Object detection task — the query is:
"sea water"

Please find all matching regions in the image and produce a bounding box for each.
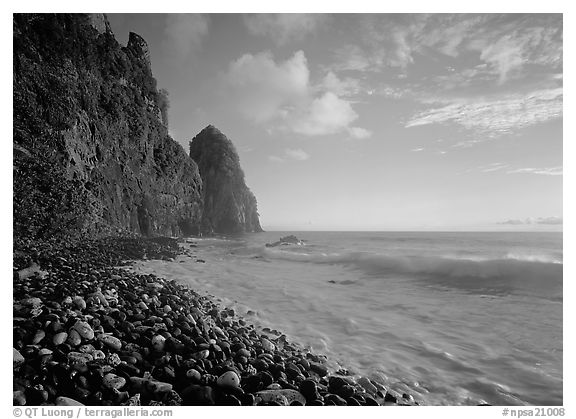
[131,231,562,406]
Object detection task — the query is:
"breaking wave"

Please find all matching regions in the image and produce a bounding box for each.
[261,247,562,297]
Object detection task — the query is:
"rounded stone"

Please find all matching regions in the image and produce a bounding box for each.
[66,329,82,346]
[299,379,320,402]
[103,373,126,390]
[32,330,46,345]
[53,332,68,346]
[216,371,241,388]
[186,369,201,381]
[73,321,94,340]
[151,335,166,351]
[13,348,25,369]
[261,338,275,352]
[106,352,121,367]
[98,334,122,350]
[72,296,87,310]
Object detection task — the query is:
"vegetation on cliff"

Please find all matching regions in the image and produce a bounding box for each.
[13,14,203,240]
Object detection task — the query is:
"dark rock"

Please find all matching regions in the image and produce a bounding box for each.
[189,125,263,234]
[384,392,398,403]
[181,384,215,406]
[364,396,380,406]
[299,379,320,402]
[310,362,328,377]
[324,394,347,406]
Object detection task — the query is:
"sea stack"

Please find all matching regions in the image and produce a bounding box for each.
[190,125,263,234]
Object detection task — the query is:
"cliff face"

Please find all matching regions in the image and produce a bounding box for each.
[13,14,203,239]
[190,126,263,234]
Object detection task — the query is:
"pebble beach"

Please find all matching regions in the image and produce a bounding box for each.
[12,236,417,407]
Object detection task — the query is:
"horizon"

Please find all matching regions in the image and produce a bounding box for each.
[259,227,563,233]
[107,13,563,231]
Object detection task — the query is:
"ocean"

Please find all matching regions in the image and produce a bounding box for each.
[130,231,562,406]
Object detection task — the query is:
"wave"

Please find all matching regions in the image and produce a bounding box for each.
[504,252,562,264]
[260,248,562,297]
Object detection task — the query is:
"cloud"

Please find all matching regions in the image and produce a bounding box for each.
[476,162,510,173]
[164,14,210,59]
[320,72,361,97]
[536,216,563,225]
[470,163,562,175]
[507,166,563,176]
[411,147,425,152]
[268,149,311,163]
[292,92,358,136]
[243,14,326,45]
[285,148,310,161]
[499,216,563,225]
[406,88,562,137]
[226,50,310,123]
[332,14,562,86]
[348,127,372,140]
[268,155,284,163]
[226,50,369,137]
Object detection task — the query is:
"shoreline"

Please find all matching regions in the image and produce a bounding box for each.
[13,236,417,406]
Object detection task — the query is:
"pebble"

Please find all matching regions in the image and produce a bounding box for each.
[357,376,378,394]
[151,335,166,351]
[299,379,320,402]
[73,296,87,310]
[310,362,328,377]
[217,371,241,388]
[103,373,126,390]
[261,338,275,352]
[73,321,95,340]
[186,369,202,381]
[254,391,290,406]
[13,390,26,405]
[53,332,68,346]
[256,389,306,405]
[12,236,412,407]
[38,348,53,357]
[55,397,85,406]
[32,329,46,344]
[98,334,122,350]
[13,348,25,369]
[66,329,82,346]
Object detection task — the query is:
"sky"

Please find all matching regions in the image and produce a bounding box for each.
[107,13,563,231]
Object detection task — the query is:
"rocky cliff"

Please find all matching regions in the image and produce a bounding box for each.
[13,14,225,240]
[190,126,263,234]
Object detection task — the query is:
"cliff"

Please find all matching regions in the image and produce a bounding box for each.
[190,126,263,234]
[13,13,206,239]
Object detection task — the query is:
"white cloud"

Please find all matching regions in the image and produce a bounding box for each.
[332,14,562,88]
[499,216,562,225]
[268,155,284,163]
[285,148,310,161]
[243,14,326,45]
[226,50,309,123]
[477,162,510,173]
[406,88,563,137]
[320,72,361,97]
[164,14,210,59]
[507,166,563,176]
[292,92,358,136]
[348,127,372,140]
[226,51,369,137]
[536,216,563,225]
[411,147,425,152]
